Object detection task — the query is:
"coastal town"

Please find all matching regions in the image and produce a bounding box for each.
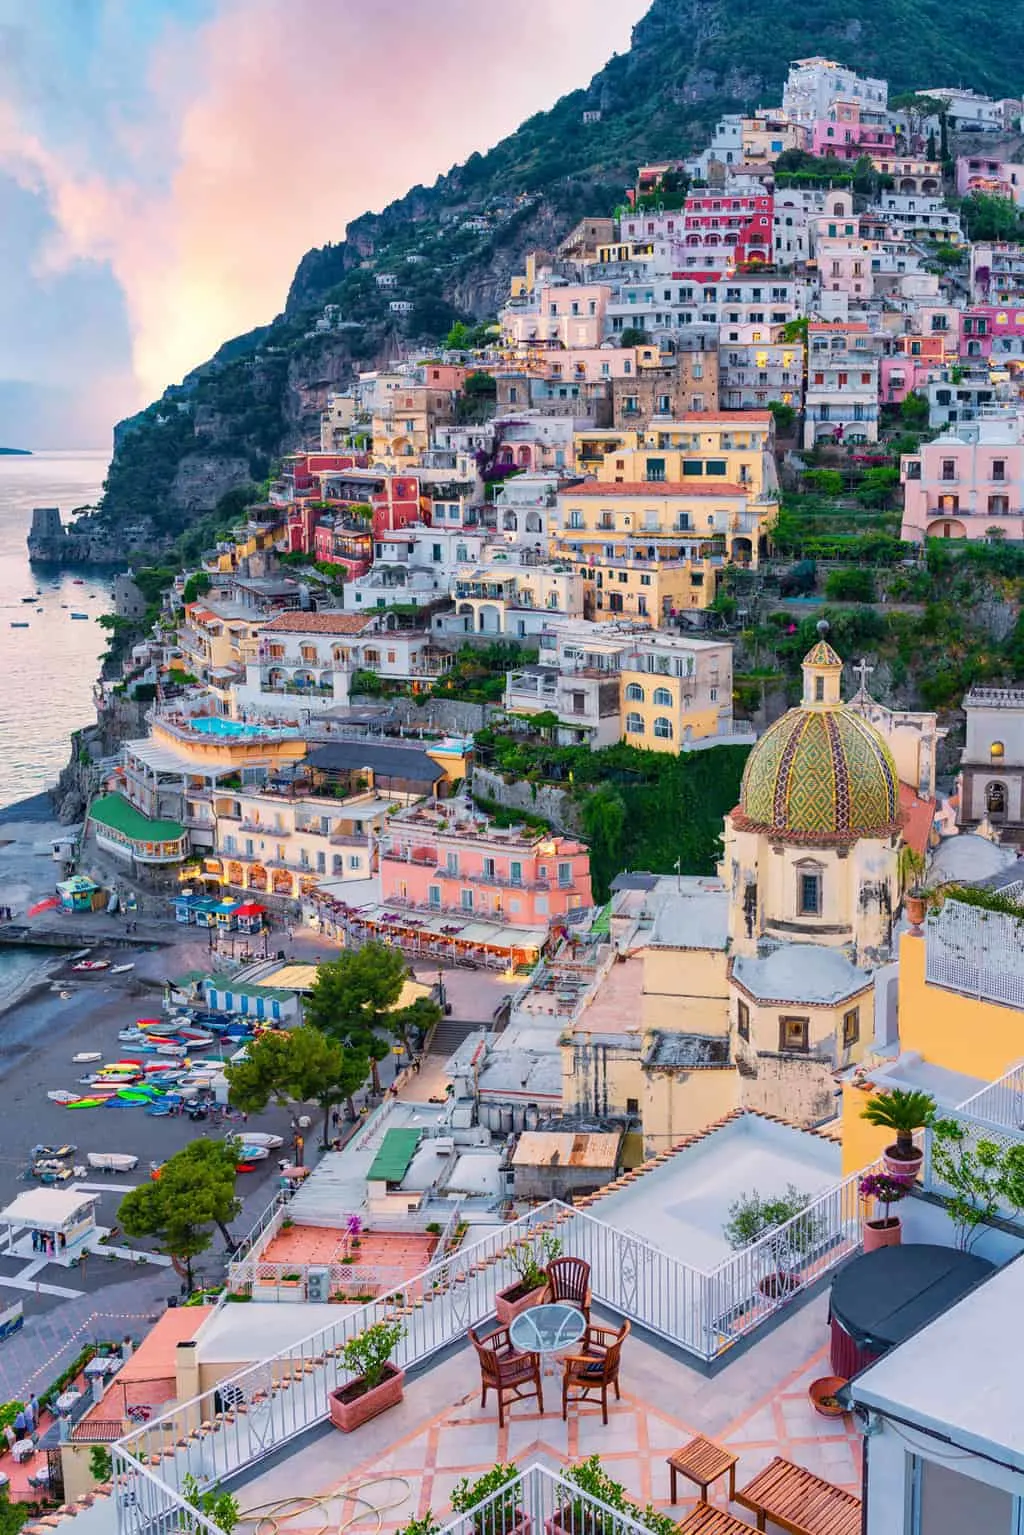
[3,54,1024,1535]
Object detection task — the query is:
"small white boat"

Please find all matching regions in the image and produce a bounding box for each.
[72,1052,102,1064]
[238,1132,284,1150]
[110,963,135,975]
[156,1043,189,1057]
[68,950,92,962]
[237,1145,269,1164]
[48,1091,81,1104]
[86,1151,139,1172]
[73,960,109,972]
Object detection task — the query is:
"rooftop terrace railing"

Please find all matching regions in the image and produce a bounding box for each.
[113,1167,873,1531]
[957,1062,1024,1132]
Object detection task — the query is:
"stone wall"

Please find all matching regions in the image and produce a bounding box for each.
[470,765,579,832]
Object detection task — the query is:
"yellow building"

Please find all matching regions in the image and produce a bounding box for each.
[591,411,779,505]
[620,631,732,747]
[177,602,268,688]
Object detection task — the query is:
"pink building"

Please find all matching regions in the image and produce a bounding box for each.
[502,284,612,350]
[956,155,1024,208]
[682,190,773,265]
[880,334,947,404]
[960,306,1024,369]
[379,807,593,926]
[901,412,1024,543]
[811,101,895,161]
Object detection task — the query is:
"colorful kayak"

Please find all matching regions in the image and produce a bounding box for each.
[66,1098,104,1108]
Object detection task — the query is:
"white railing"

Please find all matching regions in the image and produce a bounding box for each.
[922,1104,1024,1203]
[112,1443,222,1535]
[247,1260,414,1297]
[923,898,1024,1010]
[112,1161,876,1531]
[227,1191,288,1275]
[957,1062,1024,1132]
[434,1463,659,1535]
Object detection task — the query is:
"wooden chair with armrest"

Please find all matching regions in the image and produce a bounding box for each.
[561,1319,630,1425]
[468,1324,543,1429]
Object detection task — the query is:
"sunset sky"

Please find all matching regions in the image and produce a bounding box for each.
[0,0,648,448]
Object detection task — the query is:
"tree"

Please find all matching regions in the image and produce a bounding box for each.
[768,400,796,433]
[228,1026,369,1141]
[304,943,412,1092]
[182,572,211,605]
[900,392,929,429]
[961,192,1024,244]
[619,327,650,348]
[119,1139,241,1290]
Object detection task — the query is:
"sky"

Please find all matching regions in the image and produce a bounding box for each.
[0,0,649,449]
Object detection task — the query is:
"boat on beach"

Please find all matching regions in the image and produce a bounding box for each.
[86,1151,138,1171]
[72,1052,102,1063]
[110,963,135,975]
[72,959,109,972]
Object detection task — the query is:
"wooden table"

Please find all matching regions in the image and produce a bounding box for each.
[667,1435,738,1505]
[733,1455,861,1535]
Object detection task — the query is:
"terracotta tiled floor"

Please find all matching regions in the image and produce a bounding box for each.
[260,1227,437,1278]
[235,1295,861,1533]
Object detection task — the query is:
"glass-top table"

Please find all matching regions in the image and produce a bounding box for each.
[509,1302,587,1358]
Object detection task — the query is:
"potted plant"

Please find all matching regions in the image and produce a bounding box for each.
[452,1464,530,1535]
[723,1186,812,1302]
[861,1088,935,1178]
[858,1170,914,1252]
[898,847,928,927]
[547,1456,675,1535]
[808,1376,848,1419]
[495,1232,562,1325]
[328,1320,405,1432]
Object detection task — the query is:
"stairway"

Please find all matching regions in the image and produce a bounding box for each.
[426,1017,487,1061]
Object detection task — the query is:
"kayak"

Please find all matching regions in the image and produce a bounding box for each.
[47,1091,81,1104]
[66,1098,105,1109]
[110,964,135,974]
[72,1053,102,1064]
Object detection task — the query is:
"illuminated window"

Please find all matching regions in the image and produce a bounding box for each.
[779,1016,809,1052]
[843,1008,860,1047]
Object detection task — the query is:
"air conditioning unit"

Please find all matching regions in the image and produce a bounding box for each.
[306,1266,330,1303]
[433,1137,455,1155]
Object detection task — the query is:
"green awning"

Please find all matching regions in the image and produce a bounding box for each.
[591,901,613,937]
[89,793,184,844]
[367,1128,422,1184]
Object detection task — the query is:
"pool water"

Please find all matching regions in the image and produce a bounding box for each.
[190,717,294,739]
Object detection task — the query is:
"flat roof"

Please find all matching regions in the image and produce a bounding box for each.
[196,1303,356,1364]
[852,1254,1017,1466]
[89,793,184,843]
[1,1189,98,1227]
[306,741,445,781]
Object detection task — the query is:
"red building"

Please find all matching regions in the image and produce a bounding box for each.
[683,190,773,265]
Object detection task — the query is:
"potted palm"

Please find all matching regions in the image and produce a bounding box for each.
[860,1088,934,1179]
[495,1232,561,1325]
[328,1320,405,1432]
[898,847,928,928]
[452,1464,530,1535]
[858,1170,914,1251]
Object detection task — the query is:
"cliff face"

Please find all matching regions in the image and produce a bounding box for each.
[94,0,1024,545]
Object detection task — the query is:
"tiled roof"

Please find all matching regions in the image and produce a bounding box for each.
[564,482,748,497]
[261,612,377,634]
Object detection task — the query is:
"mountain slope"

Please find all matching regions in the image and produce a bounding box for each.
[96,0,1024,545]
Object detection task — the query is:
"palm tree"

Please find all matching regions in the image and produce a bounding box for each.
[861,1088,935,1158]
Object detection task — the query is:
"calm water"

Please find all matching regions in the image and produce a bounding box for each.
[0,451,111,809]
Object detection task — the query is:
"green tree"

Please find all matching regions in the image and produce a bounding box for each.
[619,327,650,348]
[182,572,212,605]
[961,192,1024,244]
[803,469,843,495]
[304,943,411,1092]
[228,1026,369,1141]
[900,392,929,429]
[579,785,626,901]
[825,568,877,602]
[119,1139,241,1290]
[768,400,796,433]
[0,1491,26,1535]
[89,1447,113,1483]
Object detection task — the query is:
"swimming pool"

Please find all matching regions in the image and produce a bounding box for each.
[189,716,296,739]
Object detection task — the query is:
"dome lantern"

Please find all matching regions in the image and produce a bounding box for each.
[801,619,843,707]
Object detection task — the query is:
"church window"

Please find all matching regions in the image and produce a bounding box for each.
[625,712,644,735]
[799,872,822,915]
[990,741,1005,759]
[814,676,825,701]
[737,1000,750,1041]
[625,683,645,702]
[843,1007,860,1047]
[779,1015,809,1052]
[986,781,1007,816]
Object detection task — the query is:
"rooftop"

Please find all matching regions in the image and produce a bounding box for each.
[88,793,184,844]
[261,612,379,635]
[732,944,874,1006]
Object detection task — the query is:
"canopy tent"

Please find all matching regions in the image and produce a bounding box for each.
[0,1188,98,1265]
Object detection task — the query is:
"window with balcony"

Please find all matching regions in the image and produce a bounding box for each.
[558,861,573,887]
[446,851,459,874]
[510,861,523,886]
[461,889,474,911]
[482,856,495,879]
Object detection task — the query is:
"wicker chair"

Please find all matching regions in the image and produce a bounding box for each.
[545,1256,592,1320]
[561,1320,630,1424]
[468,1324,543,1428]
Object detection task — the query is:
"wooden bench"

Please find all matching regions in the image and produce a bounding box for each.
[733,1455,861,1535]
[676,1507,752,1535]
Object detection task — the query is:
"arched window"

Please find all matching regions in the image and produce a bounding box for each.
[625,712,644,734]
[986,782,1007,816]
[653,717,673,739]
[625,683,645,702]
[653,687,673,706]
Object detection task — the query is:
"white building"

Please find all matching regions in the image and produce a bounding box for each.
[958,686,1024,830]
[684,114,744,179]
[342,523,488,613]
[922,86,1004,132]
[782,57,888,124]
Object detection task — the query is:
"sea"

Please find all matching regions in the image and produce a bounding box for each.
[0,450,111,811]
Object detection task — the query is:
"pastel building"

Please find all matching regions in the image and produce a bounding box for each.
[956,154,1024,207]
[451,556,585,636]
[501,282,612,350]
[379,806,592,923]
[971,242,1024,306]
[869,155,942,194]
[804,322,880,447]
[879,334,946,406]
[810,101,894,161]
[782,58,888,125]
[216,786,397,901]
[718,325,804,411]
[680,188,773,266]
[900,412,1024,542]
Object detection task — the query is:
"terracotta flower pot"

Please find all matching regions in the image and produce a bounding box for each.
[328,1364,404,1432]
[809,1375,848,1418]
[905,894,926,928]
[495,1280,547,1326]
[863,1216,902,1253]
[883,1145,923,1180]
[758,1271,802,1302]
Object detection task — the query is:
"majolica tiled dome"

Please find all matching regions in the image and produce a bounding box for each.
[737,634,901,844]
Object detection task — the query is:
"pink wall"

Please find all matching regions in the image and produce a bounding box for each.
[380,828,593,921]
[901,437,1024,542]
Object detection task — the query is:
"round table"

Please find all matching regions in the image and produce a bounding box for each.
[509,1302,586,1374]
[829,1244,994,1377]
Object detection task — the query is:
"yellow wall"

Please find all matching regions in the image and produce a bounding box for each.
[642,1065,737,1153]
[840,1079,894,1174]
[897,930,1024,1082]
[642,948,730,1033]
[592,429,774,499]
[621,668,721,750]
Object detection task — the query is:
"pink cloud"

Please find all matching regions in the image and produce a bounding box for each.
[0,0,647,411]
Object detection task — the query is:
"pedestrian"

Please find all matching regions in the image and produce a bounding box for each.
[12,1408,26,1440]
[26,1395,38,1431]
[331,1108,341,1131]
[3,1423,15,1452]
[242,1112,248,1124]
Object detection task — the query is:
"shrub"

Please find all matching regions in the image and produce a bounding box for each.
[723,1187,810,1250]
[341,1320,405,1389]
[452,1465,523,1535]
[825,568,876,602]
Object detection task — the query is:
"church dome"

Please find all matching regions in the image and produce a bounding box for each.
[736,628,901,844]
